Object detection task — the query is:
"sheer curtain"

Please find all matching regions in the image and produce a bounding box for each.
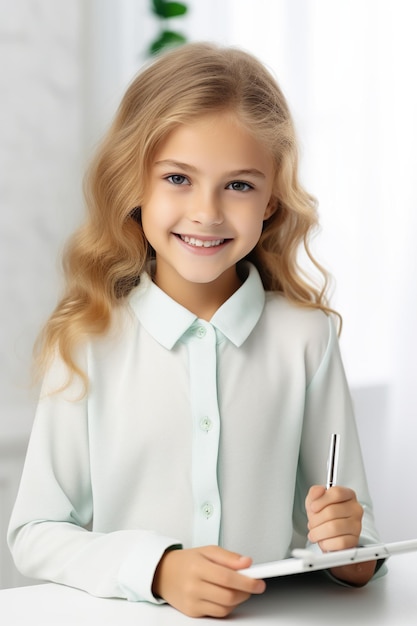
[85,0,417,540]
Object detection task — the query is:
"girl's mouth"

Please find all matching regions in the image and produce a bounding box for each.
[176,234,226,248]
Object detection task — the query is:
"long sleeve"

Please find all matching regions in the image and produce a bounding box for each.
[292,316,382,549]
[7,356,181,602]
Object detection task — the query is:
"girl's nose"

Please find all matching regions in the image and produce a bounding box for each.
[188,191,224,226]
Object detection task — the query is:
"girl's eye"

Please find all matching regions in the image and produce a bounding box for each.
[166,174,189,185]
[227,181,253,192]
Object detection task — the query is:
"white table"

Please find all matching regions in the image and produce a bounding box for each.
[1,552,416,625]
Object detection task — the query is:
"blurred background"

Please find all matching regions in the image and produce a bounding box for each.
[1,0,416,588]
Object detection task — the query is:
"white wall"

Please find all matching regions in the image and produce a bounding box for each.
[0,0,84,587]
[0,0,84,440]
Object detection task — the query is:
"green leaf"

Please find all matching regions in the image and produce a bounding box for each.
[152,0,188,19]
[151,0,165,16]
[149,30,187,55]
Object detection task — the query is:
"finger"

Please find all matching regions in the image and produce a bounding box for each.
[318,534,360,552]
[202,559,266,595]
[201,545,252,571]
[308,517,362,546]
[305,485,326,509]
[309,516,362,541]
[198,577,264,616]
[308,487,357,514]
[308,500,363,530]
[325,486,357,504]
[203,581,253,608]
[196,595,250,619]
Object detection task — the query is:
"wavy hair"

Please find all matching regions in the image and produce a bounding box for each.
[35,42,339,386]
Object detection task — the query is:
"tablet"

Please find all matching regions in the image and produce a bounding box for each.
[239,538,417,579]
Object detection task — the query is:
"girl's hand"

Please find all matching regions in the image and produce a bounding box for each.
[306,484,363,551]
[152,545,266,618]
[305,485,376,586]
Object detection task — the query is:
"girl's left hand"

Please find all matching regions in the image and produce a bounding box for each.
[305,484,363,551]
[305,485,376,586]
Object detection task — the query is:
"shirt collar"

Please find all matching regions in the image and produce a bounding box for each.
[128,262,265,350]
[210,263,265,347]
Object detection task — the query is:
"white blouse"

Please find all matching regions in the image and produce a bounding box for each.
[8,264,382,603]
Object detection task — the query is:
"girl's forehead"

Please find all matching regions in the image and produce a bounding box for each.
[154,112,274,171]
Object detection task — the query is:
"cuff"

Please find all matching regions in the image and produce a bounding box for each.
[118,533,182,603]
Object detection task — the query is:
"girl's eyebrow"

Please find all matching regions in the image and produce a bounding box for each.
[154,159,266,179]
[228,168,266,179]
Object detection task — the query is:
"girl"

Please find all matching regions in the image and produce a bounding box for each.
[8,43,383,618]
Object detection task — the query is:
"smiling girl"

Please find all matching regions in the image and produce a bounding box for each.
[143,111,275,319]
[8,43,382,618]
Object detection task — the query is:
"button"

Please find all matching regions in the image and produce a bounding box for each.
[199,417,212,432]
[195,326,206,338]
[202,502,214,519]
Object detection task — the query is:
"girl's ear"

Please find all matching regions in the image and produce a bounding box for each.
[263,197,277,220]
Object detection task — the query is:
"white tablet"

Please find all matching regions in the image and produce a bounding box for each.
[239,538,417,579]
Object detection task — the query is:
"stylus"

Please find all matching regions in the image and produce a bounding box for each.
[326,433,340,489]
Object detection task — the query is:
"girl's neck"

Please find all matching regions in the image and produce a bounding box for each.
[153,264,242,321]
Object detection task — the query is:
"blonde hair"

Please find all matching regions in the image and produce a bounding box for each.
[35,42,339,385]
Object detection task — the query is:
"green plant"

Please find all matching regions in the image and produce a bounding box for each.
[149,0,188,56]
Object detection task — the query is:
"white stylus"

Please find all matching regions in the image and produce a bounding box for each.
[326,433,340,489]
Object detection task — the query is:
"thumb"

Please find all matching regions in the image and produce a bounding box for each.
[203,546,252,570]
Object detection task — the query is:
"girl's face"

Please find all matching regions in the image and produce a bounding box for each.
[141,111,275,309]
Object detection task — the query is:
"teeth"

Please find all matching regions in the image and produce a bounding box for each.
[180,235,224,247]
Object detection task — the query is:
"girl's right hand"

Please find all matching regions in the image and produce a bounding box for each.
[151,545,266,618]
